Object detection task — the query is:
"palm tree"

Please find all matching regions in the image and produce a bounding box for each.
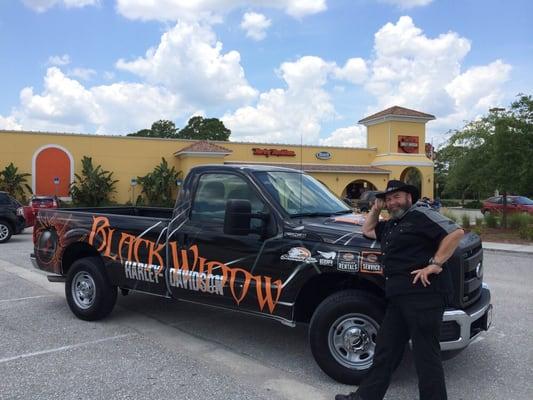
[0,163,32,202]
[69,156,118,206]
[137,158,181,207]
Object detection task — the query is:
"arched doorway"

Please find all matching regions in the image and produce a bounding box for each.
[32,145,73,198]
[343,180,377,200]
[400,167,422,196]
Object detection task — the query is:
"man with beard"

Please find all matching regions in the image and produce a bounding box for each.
[335,180,464,400]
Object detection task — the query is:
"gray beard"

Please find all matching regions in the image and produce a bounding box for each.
[389,206,409,220]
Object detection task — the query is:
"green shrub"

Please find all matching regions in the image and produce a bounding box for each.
[441,200,461,207]
[475,217,484,226]
[461,214,471,229]
[484,213,499,228]
[518,226,533,241]
[508,213,532,230]
[442,210,458,223]
[471,226,483,236]
[464,200,482,209]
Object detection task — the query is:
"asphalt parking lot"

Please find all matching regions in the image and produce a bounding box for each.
[1,230,532,400]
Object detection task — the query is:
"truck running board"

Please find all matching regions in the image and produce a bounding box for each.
[47,275,66,283]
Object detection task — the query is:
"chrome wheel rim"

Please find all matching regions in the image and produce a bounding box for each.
[328,313,379,370]
[0,224,9,241]
[72,271,96,310]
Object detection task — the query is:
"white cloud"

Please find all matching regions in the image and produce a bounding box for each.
[10,67,188,134]
[334,58,368,84]
[223,56,336,144]
[378,0,433,9]
[361,16,512,146]
[68,67,97,81]
[116,0,326,21]
[22,0,99,12]
[0,115,23,130]
[445,60,511,111]
[116,21,258,107]
[240,12,271,41]
[319,126,367,147]
[47,54,71,66]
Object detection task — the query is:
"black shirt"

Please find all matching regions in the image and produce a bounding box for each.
[375,205,461,297]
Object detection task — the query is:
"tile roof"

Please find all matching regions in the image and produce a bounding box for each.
[225,162,390,174]
[175,140,232,155]
[358,106,435,124]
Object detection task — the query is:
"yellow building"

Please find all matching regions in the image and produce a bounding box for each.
[0,106,436,204]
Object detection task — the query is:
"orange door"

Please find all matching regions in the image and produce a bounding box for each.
[35,148,70,196]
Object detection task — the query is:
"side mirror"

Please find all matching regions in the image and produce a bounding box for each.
[224,199,252,235]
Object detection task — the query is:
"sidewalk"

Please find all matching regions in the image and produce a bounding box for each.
[482,241,533,255]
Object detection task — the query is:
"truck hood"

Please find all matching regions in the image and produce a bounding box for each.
[283,213,379,248]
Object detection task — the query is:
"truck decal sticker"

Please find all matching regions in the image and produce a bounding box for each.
[317,251,336,266]
[124,261,163,283]
[280,247,317,263]
[337,251,360,272]
[360,251,383,275]
[88,216,283,314]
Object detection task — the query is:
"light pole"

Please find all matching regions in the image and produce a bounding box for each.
[53,177,60,198]
[130,178,137,205]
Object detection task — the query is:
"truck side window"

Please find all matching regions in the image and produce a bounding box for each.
[191,173,266,228]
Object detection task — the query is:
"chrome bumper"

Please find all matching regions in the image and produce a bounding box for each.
[30,253,39,270]
[440,283,492,351]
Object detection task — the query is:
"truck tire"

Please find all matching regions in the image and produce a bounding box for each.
[0,220,13,243]
[65,257,117,321]
[309,290,387,384]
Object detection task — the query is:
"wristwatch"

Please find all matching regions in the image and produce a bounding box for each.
[428,257,443,267]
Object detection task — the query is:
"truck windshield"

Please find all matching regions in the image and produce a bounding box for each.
[255,171,352,217]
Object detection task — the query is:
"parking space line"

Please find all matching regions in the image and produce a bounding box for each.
[0,333,134,364]
[0,295,55,304]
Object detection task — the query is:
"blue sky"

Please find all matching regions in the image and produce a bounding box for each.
[0,0,531,147]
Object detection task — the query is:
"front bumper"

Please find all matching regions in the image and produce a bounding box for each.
[30,253,39,270]
[440,283,492,351]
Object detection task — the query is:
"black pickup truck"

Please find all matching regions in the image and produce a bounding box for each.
[31,165,492,384]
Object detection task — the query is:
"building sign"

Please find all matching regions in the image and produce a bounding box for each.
[252,148,296,157]
[398,136,419,153]
[315,151,332,160]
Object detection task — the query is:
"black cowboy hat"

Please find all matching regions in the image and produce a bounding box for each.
[375,180,420,203]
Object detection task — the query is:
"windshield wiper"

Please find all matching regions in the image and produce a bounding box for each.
[291,210,352,218]
[332,210,353,215]
[290,212,335,218]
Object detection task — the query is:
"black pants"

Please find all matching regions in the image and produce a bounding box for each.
[356,294,447,400]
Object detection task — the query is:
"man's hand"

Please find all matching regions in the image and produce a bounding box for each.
[411,265,443,287]
[373,198,385,212]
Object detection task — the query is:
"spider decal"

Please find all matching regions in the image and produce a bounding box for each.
[34,213,74,274]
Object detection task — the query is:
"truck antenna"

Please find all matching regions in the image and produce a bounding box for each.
[299,130,303,224]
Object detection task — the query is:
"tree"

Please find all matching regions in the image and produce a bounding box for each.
[436,94,533,226]
[128,120,178,138]
[176,116,231,141]
[0,163,32,202]
[137,158,181,207]
[70,156,118,206]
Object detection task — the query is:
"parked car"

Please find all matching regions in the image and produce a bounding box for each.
[0,191,26,243]
[481,195,533,215]
[29,195,60,217]
[357,190,379,212]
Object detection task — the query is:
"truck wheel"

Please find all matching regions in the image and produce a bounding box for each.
[0,221,13,243]
[65,257,117,321]
[309,290,386,384]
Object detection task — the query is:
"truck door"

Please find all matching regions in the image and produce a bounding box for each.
[166,172,288,316]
